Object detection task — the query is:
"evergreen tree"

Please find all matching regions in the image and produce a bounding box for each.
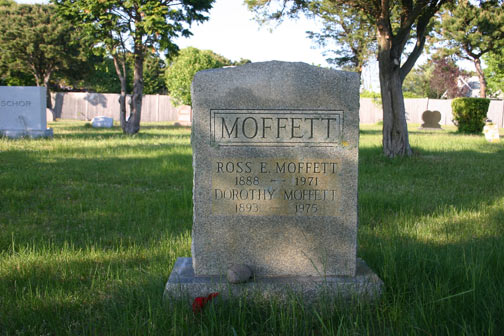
[305,1,376,74]
[438,0,504,98]
[0,3,87,110]
[483,49,504,97]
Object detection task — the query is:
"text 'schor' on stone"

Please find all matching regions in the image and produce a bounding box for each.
[0,100,32,108]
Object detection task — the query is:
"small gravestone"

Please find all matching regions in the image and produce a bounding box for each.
[174,105,192,126]
[164,61,383,303]
[91,116,113,128]
[0,86,53,138]
[483,120,500,143]
[420,110,442,129]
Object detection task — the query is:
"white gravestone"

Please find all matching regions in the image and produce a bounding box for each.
[483,121,500,143]
[91,116,114,128]
[0,86,53,138]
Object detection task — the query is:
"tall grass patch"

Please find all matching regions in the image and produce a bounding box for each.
[0,121,503,335]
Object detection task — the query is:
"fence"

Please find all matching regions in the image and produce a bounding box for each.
[49,92,181,122]
[360,98,504,128]
[49,92,504,128]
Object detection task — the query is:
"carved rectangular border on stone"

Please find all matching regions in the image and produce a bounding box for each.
[210,109,344,147]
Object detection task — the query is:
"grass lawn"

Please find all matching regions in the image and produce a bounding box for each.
[1,121,503,335]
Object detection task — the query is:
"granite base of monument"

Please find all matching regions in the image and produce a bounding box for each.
[164,257,383,303]
[0,128,53,138]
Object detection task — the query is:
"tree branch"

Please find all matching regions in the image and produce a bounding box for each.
[400,34,425,80]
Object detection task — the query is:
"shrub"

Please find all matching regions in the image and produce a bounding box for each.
[451,97,490,134]
[403,91,424,98]
[360,90,382,107]
[165,47,230,106]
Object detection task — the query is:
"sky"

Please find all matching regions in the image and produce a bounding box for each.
[15,0,475,91]
[17,0,331,67]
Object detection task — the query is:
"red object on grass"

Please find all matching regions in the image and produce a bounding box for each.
[192,293,219,313]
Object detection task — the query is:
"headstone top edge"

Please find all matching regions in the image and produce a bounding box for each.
[193,60,359,80]
[0,85,45,89]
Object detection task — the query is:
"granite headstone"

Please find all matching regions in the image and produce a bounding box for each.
[165,61,382,302]
[421,110,442,129]
[0,86,53,138]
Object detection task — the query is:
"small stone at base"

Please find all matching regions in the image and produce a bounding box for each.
[227,264,252,284]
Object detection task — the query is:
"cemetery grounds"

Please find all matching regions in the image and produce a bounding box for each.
[0,121,503,335]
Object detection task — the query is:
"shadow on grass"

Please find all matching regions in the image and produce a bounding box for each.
[0,147,193,251]
[52,129,191,141]
[359,128,382,135]
[2,229,503,334]
[356,143,504,332]
[0,251,180,334]
[140,124,191,130]
[1,127,504,334]
[359,145,504,215]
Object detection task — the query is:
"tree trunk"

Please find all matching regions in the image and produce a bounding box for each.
[43,73,53,111]
[112,55,128,130]
[41,71,55,122]
[124,48,143,135]
[474,58,487,98]
[377,28,413,158]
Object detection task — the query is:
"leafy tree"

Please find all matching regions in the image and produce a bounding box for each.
[85,56,129,93]
[437,0,504,98]
[429,56,466,98]
[0,0,14,7]
[66,54,131,93]
[53,0,215,134]
[305,1,376,74]
[143,52,167,95]
[0,3,87,110]
[165,47,231,105]
[0,67,35,87]
[483,49,504,97]
[70,52,165,94]
[403,64,433,98]
[246,0,451,158]
[403,57,467,98]
[233,58,253,66]
[60,52,165,94]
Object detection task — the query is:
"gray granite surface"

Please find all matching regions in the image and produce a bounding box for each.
[165,257,383,303]
[190,61,360,278]
[0,86,53,138]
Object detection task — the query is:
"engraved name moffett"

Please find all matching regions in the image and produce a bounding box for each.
[210,109,343,147]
